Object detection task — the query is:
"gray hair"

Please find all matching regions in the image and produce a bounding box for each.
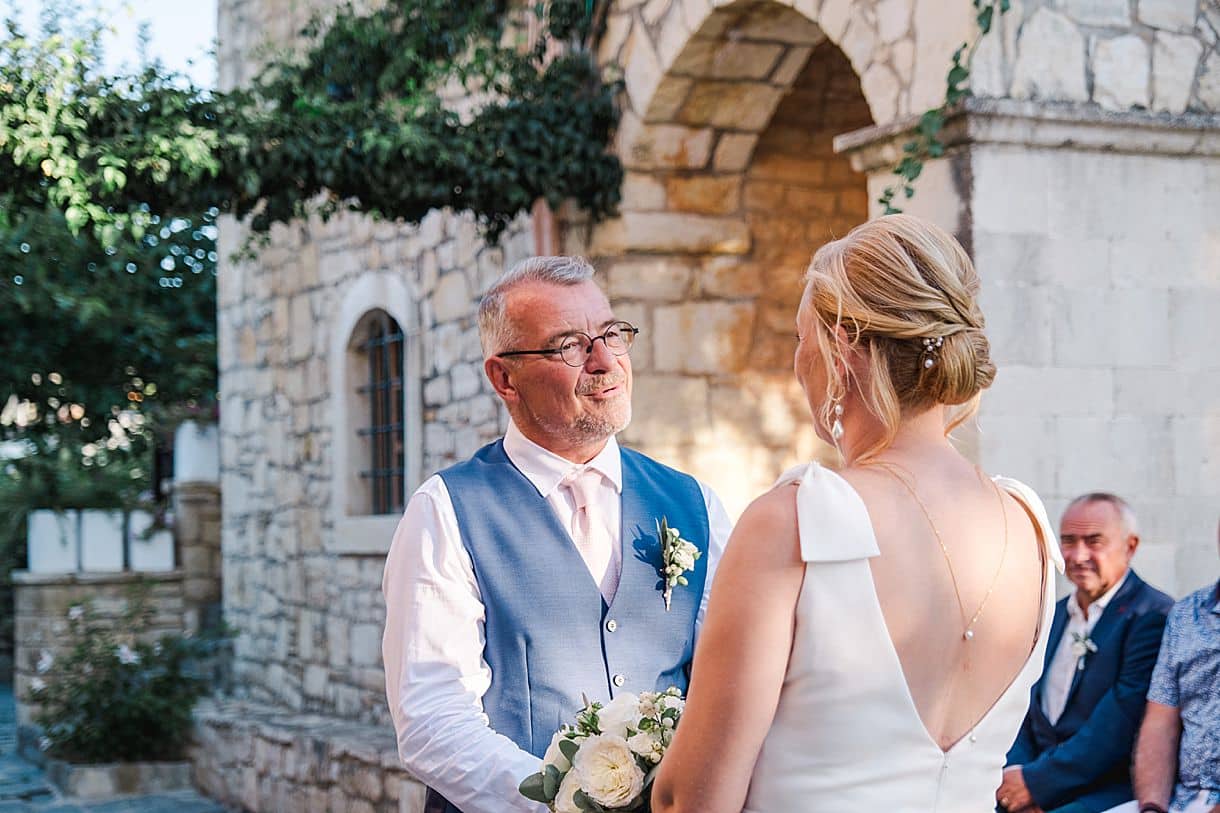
[478,256,596,358]
[1065,492,1139,537]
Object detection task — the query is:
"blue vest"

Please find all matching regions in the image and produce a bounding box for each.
[439,439,710,759]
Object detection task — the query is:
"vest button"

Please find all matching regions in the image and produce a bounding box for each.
[612,674,626,687]
[606,619,618,632]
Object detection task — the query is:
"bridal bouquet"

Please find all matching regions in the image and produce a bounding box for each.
[519,687,686,812]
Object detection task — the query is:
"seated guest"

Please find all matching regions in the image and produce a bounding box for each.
[998,493,1173,813]
[1131,522,1219,813]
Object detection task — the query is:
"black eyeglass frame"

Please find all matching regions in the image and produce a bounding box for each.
[497,321,640,368]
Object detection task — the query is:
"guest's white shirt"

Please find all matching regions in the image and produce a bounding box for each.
[381,422,732,813]
[1041,569,1131,724]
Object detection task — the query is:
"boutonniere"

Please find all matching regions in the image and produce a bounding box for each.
[657,517,700,611]
[1070,632,1098,670]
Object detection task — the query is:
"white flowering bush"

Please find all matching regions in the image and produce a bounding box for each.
[27,587,226,762]
[519,687,686,812]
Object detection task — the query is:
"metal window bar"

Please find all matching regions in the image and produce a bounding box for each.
[358,313,405,514]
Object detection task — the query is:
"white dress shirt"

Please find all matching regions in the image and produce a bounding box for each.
[382,422,733,813]
[1041,569,1131,724]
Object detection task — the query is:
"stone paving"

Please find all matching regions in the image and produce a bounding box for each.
[0,685,231,813]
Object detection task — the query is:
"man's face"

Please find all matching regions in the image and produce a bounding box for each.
[1060,500,1138,605]
[487,279,632,460]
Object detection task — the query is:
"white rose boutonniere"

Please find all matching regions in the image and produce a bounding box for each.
[658,516,700,611]
[1070,631,1098,670]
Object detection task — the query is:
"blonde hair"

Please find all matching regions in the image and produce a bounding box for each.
[803,214,996,461]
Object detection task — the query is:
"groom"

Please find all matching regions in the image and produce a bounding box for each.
[382,256,731,813]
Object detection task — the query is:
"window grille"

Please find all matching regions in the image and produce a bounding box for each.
[356,312,405,514]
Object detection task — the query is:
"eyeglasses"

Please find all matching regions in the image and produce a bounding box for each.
[498,321,640,368]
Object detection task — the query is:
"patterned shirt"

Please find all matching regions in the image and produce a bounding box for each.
[1147,581,1220,810]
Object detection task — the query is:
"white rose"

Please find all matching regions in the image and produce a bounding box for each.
[552,769,582,813]
[543,730,572,774]
[626,729,660,758]
[659,694,685,714]
[571,734,645,808]
[597,692,640,739]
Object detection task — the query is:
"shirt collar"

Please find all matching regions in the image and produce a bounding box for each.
[1069,568,1131,621]
[502,420,623,499]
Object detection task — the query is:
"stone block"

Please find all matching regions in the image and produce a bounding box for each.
[670,38,785,80]
[985,365,1115,419]
[1169,288,1220,371]
[342,765,384,801]
[714,133,759,172]
[622,26,663,117]
[619,375,710,449]
[606,258,693,301]
[771,45,813,86]
[664,175,742,215]
[1198,50,1220,110]
[592,212,750,255]
[1052,287,1171,367]
[678,81,785,131]
[1152,33,1204,113]
[1092,35,1150,110]
[977,282,1055,367]
[1055,415,1176,498]
[653,302,756,373]
[1012,9,1088,102]
[1062,0,1131,26]
[432,273,471,324]
[876,0,912,43]
[289,294,314,362]
[975,411,1059,495]
[1138,0,1199,31]
[861,63,900,124]
[450,364,482,400]
[699,256,765,298]
[621,173,667,211]
[350,623,382,667]
[623,123,715,170]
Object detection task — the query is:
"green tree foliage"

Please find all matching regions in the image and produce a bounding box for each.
[0,0,622,245]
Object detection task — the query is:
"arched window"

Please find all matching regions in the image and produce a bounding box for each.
[328,272,420,554]
[353,310,405,515]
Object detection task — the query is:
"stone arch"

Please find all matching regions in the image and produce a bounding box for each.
[586,0,898,515]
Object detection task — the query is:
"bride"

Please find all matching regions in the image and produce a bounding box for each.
[652,215,1063,812]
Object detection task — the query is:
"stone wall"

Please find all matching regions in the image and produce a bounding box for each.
[191,698,425,813]
[11,571,189,725]
[217,0,536,725]
[972,0,1219,114]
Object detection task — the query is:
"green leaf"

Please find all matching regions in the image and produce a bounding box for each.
[558,737,580,762]
[543,764,561,799]
[519,773,550,803]
[977,5,994,33]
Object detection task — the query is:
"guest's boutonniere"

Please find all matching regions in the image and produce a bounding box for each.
[1070,632,1098,671]
[657,517,700,611]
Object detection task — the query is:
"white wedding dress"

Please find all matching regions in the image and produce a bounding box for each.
[743,463,1064,813]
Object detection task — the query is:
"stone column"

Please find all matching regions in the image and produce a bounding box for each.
[839,98,1220,598]
[174,482,222,633]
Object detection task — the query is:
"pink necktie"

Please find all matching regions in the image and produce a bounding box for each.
[562,468,618,603]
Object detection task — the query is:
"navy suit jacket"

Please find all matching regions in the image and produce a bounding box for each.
[1005,570,1173,812]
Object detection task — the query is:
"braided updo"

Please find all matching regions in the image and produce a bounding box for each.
[802,214,996,458]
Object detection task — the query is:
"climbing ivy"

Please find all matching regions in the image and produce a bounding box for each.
[878,0,1012,213]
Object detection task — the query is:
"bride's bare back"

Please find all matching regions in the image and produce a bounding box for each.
[842,454,1047,752]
